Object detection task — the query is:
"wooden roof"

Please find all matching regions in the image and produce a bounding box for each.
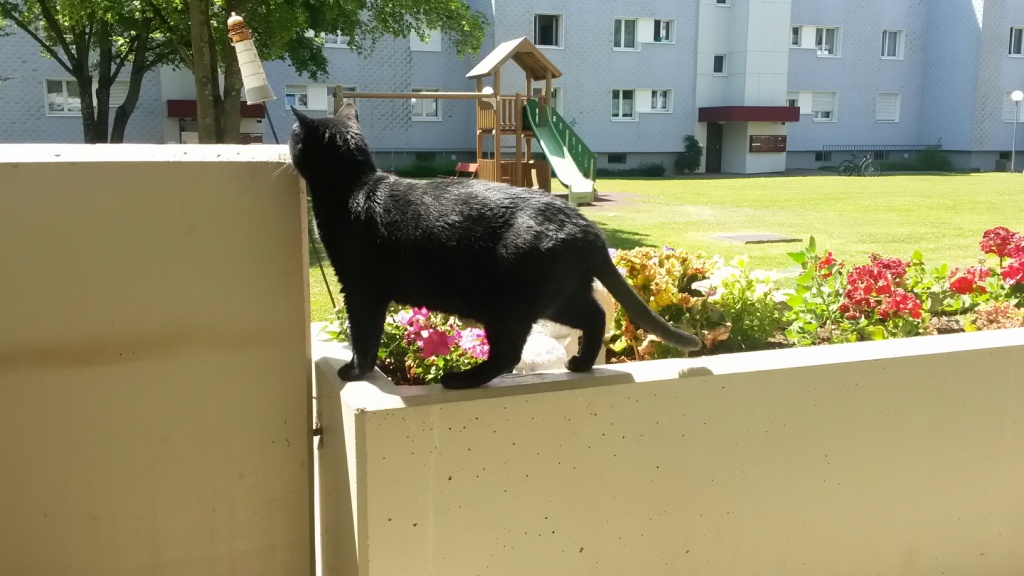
[465,37,562,81]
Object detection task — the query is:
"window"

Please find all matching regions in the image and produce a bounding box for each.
[324,32,349,48]
[327,85,357,114]
[654,19,673,43]
[45,79,130,116]
[650,89,670,112]
[1011,27,1024,56]
[415,152,436,163]
[534,14,561,47]
[811,91,836,121]
[787,92,799,108]
[411,29,442,51]
[613,18,637,49]
[881,30,903,59]
[716,0,730,5]
[1003,92,1024,121]
[531,86,561,112]
[791,26,801,47]
[412,88,440,120]
[815,27,840,56]
[872,150,891,161]
[713,54,727,75]
[285,85,309,109]
[814,151,833,162]
[607,153,627,164]
[611,89,635,120]
[45,79,81,115]
[876,93,900,122]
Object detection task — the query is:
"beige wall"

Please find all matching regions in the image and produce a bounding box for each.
[315,328,1024,576]
[0,145,314,576]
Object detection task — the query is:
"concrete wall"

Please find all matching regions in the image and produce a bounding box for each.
[315,328,1024,576]
[0,145,314,575]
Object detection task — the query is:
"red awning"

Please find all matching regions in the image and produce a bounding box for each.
[166,99,265,119]
[698,106,799,123]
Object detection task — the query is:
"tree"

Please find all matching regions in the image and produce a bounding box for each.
[676,134,704,174]
[0,0,176,143]
[152,0,488,143]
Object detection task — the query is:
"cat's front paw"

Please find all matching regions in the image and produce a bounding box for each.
[565,355,595,373]
[338,362,371,381]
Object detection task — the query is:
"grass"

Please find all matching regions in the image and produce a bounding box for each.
[308,172,1024,322]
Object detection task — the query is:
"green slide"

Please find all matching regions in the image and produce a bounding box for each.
[523,99,597,204]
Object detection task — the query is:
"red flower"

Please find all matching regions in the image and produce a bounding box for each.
[817,251,841,278]
[947,266,992,295]
[980,227,1022,259]
[1002,261,1024,285]
[868,253,909,281]
[877,289,923,321]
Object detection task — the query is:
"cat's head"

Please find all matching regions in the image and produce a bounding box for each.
[289,102,376,182]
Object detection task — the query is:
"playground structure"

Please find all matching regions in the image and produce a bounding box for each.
[332,37,597,205]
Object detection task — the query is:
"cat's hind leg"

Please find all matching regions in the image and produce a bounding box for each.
[338,291,390,381]
[440,320,533,389]
[544,293,607,373]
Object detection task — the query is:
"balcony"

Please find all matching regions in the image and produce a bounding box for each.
[3,145,1024,575]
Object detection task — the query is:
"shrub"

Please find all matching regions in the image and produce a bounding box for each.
[675,134,703,174]
[605,247,726,361]
[914,145,954,171]
[394,161,459,178]
[596,162,667,178]
[696,255,784,352]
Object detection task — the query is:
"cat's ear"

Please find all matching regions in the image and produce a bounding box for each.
[291,106,313,126]
[338,101,360,126]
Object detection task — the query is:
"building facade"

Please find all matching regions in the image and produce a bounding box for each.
[2,0,1024,173]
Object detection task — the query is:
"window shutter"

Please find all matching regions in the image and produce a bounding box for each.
[811,92,834,113]
[108,81,129,107]
[876,93,898,121]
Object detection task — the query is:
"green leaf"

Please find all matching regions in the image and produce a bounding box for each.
[786,293,804,308]
[796,267,816,285]
[912,249,924,262]
[860,326,886,340]
[807,236,817,254]
[788,251,807,264]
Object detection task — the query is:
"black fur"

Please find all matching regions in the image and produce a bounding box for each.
[289,103,702,389]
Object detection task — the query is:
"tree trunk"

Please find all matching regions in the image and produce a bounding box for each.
[111,24,154,144]
[217,0,244,143]
[189,0,218,143]
[93,21,113,144]
[73,31,101,144]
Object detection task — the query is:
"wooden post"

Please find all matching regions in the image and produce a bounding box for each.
[493,68,501,182]
[333,85,344,116]
[514,92,523,186]
[475,78,484,163]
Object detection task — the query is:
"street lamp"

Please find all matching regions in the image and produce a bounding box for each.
[1012,90,1024,172]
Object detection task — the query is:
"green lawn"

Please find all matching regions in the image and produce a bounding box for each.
[308,172,1024,322]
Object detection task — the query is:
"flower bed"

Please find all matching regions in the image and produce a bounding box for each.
[321,227,1024,385]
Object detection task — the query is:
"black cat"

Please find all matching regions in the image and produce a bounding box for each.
[289,103,702,389]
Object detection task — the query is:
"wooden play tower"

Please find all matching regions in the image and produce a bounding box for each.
[333,37,596,204]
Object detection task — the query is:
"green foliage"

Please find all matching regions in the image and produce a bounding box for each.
[675,134,703,174]
[596,162,666,178]
[605,247,727,361]
[703,255,784,351]
[915,145,954,171]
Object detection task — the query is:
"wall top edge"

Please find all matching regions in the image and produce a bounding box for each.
[315,328,1024,412]
[0,144,291,164]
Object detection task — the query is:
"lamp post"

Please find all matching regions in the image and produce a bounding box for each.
[1012,90,1023,172]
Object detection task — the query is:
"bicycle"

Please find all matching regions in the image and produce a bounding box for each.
[836,152,881,177]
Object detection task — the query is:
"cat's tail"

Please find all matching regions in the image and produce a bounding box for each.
[593,254,704,351]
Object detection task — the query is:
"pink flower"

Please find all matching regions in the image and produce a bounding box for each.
[458,327,490,359]
[414,329,457,358]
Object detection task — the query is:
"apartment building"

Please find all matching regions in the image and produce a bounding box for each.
[2,0,1024,173]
